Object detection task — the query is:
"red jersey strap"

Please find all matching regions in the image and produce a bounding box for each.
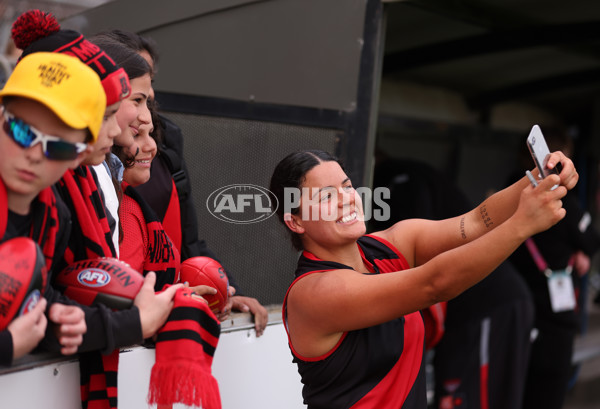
[366,235,445,350]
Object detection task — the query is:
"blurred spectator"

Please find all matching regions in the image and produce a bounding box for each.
[506,126,600,409]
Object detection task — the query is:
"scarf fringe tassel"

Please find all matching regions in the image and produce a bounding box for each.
[148,360,221,409]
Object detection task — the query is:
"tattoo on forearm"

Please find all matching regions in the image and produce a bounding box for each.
[479,205,493,228]
[460,216,466,239]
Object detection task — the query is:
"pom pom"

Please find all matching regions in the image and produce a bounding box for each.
[11,9,61,50]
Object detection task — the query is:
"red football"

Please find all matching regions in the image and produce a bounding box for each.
[0,237,47,330]
[55,257,144,310]
[180,257,229,313]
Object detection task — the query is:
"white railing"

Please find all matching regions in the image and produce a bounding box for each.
[0,306,307,409]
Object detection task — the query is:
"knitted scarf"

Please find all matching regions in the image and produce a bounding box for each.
[148,286,222,408]
[0,177,57,282]
[79,352,119,409]
[29,186,60,272]
[122,182,179,289]
[55,166,119,409]
[161,179,182,255]
[122,184,221,407]
[55,167,116,265]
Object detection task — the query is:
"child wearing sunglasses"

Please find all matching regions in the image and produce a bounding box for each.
[2,110,88,160]
[8,13,186,408]
[0,51,104,365]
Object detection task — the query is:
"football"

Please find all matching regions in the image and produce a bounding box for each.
[179,257,229,313]
[0,237,47,330]
[55,257,143,310]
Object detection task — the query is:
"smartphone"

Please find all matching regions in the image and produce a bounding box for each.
[526,125,562,180]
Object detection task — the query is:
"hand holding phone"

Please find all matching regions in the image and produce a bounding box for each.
[526,125,562,187]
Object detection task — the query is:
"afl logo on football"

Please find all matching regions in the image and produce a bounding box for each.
[19,290,41,316]
[206,184,278,224]
[77,269,111,287]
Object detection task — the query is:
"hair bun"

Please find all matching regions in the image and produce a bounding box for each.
[12,9,61,50]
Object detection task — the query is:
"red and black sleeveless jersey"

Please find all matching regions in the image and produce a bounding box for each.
[283,234,427,409]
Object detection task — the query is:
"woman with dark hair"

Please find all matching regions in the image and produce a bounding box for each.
[81,34,177,293]
[269,149,578,408]
[89,36,153,162]
[84,36,153,255]
[92,29,160,77]
[98,29,270,334]
[117,113,181,291]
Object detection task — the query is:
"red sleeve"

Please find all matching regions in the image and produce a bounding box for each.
[118,194,148,273]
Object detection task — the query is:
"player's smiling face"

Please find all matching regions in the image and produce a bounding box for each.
[289,160,366,250]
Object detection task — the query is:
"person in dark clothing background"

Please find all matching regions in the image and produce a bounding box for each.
[506,127,600,409]
[371,157,535,409]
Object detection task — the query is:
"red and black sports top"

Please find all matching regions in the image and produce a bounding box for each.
[283,234,427,409]
[119,182,180,291]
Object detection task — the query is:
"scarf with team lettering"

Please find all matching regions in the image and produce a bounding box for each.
[148,286,221,408]
[122,182,178,289]
[54,166,119,409]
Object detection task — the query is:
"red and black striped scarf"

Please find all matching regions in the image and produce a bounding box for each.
[0,176,60,272]
[122,183,221,407]
[161,179,182,255]
[26,187,59,320]
[56,167,116,264]
[78,352,119,409]
[55,166,119,409]
[122,182,179,289]
[148,286,221,408]
[70,179,180,409]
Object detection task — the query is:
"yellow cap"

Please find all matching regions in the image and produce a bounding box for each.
[0,52,106,142]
